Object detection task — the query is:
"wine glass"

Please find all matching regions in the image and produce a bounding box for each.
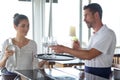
[7,38,16,72]
[48,37,57,58]
[42,37,49,57]
[7,38,15,51]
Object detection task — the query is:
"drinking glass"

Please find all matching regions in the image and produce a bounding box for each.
[7,38,15,51]
[42,37,49,57]
[48,37,57,58]
[7,38,16,72]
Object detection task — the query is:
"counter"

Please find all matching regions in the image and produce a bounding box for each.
[15,67,114,80]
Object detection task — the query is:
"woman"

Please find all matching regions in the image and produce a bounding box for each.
[0,13,41,71]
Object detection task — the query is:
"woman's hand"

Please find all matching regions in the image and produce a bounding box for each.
[4,47,14,58]
[0,47,15,68]
[38,60,47,68]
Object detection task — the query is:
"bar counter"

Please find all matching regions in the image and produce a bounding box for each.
[15,67,115,80]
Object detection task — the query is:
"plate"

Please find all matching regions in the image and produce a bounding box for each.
[34,54,75,61]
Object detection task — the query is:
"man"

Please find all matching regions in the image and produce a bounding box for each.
[51,3,116,79]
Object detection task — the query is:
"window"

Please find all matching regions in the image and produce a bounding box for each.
[33,0,120,53]
[0,0,32,50]
[91,0,120,46]
[91,0,120,53]
[45,0,80,47]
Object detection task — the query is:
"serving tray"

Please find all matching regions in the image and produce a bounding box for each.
[35,54,75,61]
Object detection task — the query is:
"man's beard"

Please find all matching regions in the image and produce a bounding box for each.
[86,23,92,28]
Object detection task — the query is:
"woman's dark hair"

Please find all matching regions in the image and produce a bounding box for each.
[13,13,28,26]
[83,3,103,20]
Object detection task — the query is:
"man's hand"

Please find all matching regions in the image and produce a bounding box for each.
[50,45,67,53]
[72,40,81,50]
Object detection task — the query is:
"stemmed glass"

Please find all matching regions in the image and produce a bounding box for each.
[42,37,49,57]
[48,37,57,58]
[7,38,16,72]
[7,38,15,51]
[42,37,57,58]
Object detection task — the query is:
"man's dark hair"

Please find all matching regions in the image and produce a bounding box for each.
[83,3,103,20]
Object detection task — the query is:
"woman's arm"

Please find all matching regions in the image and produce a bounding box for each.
[0,50,14,68]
